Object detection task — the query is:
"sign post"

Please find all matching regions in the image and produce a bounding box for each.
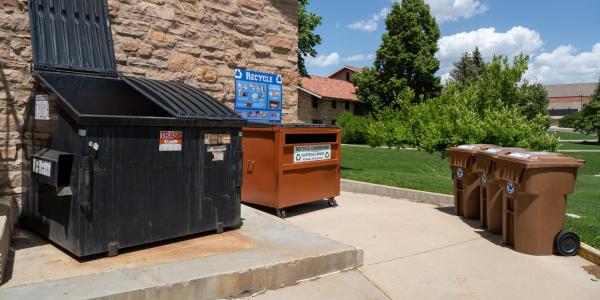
[234,69,283,123]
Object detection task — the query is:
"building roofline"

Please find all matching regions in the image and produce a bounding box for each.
[297,86,322,98]
[327,65,361,78]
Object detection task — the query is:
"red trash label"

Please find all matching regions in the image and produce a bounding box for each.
[159,131,183,152]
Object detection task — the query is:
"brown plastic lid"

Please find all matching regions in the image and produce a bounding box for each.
[478,147,527,158]
[449,144,497,155]
[499,151,584,169]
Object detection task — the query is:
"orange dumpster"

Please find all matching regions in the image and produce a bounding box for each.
[241,124,341,218]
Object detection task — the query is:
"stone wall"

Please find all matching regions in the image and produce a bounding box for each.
[0,0,299,211]
[298,91,357,125]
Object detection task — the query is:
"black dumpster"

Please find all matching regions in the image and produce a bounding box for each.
[23,0,244,257]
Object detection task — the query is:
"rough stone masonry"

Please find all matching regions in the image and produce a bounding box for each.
[0,0,300,220]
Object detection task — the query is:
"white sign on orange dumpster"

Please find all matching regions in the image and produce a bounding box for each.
[159,131,183,152]
[293,144,331,163]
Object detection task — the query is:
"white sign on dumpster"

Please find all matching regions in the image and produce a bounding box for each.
[294,144,331,163]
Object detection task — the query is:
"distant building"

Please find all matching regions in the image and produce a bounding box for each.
[328,65,363,83]
[545,83,597,126]
[298,66,368,125]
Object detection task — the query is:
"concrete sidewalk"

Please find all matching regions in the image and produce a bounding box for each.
[274,192,600,299]
[0,206,362,299]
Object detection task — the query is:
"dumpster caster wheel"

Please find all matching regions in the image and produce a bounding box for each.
[276,209,287,219]
[328,198,338,207]
[555,230,580,256]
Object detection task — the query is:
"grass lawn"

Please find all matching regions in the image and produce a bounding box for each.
[551,131,597,140]
[558,141,600,151]
[341,145,600,249]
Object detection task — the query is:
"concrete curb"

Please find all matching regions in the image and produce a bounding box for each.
[0,202,10,284]
[579,243,600,266]
[341,179,453,206]
[0,205,364,299]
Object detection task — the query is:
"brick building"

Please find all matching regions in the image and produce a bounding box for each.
[298,66,367,125]
[0,0,299,218]
[545,83,597,126]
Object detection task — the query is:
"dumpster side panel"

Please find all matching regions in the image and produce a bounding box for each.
[202,128,243,231]
[241,129,278,208]
[24,114,86,256]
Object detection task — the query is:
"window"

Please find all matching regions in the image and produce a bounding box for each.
[345,102,350,110]
[331,119,336,126]
[331,100,337,108]
[312,119,324,125]
[312,96,319,108]
[346,72,350,82]
[548,109,578,117]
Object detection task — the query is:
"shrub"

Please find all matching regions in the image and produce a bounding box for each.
[336,112,370,144]
[559,111,582,128]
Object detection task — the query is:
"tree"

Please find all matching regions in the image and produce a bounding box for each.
[355,0,441,109]
[449,47,486,84]
[574,78,600,144]
[592,77,600,102]
[517,81,549,121]
[298,0,322,76]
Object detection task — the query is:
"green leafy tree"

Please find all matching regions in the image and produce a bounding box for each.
[354,0,441,109]
[517,81,550,121]
[592,77,600,102]
[298,0,322,76]
[364,55,558,153]
[573,79,600,144]
[449,47,486,84]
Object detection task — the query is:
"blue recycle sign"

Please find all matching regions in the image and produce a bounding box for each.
[234,69,283,123]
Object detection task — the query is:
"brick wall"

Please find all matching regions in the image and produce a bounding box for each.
[298,91,356,125]
[0,0,299,211]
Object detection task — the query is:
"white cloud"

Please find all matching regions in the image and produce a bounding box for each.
[349,1,487,33]
[437,26,543,80]
[348,7,390,32]
[424,0,488,23]
[525,43,600,84]
[306,52,341,67]
[306,52,374,67]
[344,54,375,62]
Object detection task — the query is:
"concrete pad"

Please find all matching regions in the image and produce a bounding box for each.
[0,205,362,299]
[285,191,600,299]
[238,271,388,300]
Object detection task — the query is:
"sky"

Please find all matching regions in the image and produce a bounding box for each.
[305,0,600,84]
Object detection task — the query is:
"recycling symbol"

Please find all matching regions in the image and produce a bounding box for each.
[295,154,301,162]
[481,174,488,184]
[325,152,330,159]
[507,181,515,194]
[457,168,464,178]
[234,69,243,79]
[275,74,282,84]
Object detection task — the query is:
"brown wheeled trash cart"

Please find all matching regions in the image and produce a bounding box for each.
[495,151,584,256]
[448,145,497,219]
[242,124,341,218]
[475,147,526,233]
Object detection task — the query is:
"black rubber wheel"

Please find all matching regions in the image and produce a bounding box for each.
[555,230,580,256]
[328,198,338,207]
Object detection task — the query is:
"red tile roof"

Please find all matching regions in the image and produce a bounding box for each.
[300,76,359,102]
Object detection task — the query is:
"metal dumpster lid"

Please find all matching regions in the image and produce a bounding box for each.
[122,76,243,121]
[28,0,117,76]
